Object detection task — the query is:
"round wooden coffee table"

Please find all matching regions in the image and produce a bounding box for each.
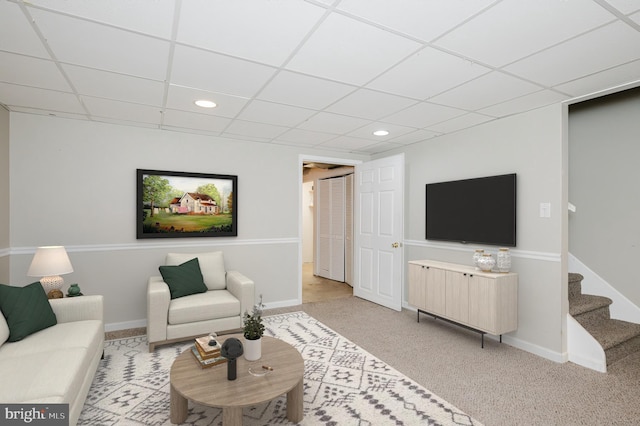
[170,334,304,425]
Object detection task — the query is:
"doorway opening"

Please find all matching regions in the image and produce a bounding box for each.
[301,157,357,303]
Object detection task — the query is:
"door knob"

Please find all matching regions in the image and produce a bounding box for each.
[391,242,399,248]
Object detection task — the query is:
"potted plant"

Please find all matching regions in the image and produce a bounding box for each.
[243,295,265,361]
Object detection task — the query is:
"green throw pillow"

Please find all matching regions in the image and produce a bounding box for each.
[0,281,57,342]
[159,257,208,299]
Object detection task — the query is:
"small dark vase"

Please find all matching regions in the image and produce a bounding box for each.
[220,338,244,381]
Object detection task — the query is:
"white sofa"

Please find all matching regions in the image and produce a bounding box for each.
[0,295,104,426]
[147,251,254,352]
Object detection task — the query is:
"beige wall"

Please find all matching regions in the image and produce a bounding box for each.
[8,113,367,329]
[385,104,566,359]
[7,104,568,361]
[569,86,640,306]
[0,106,9,284]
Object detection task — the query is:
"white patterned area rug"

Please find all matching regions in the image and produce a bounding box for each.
[79,312,481,425]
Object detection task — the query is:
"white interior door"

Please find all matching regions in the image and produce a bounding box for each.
[354,154,404,311]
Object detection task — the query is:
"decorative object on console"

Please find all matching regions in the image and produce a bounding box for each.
[220,337,243,380]
[497,248,512,273]
[243,294,265,361]
[67,283,82,297]
[27,246,74,299]
[473,249,484,269]
[476,253,496,272]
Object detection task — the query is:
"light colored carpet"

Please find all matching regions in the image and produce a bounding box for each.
[275,297,640,426]
[104,296,640,425]
[84,311,481,425]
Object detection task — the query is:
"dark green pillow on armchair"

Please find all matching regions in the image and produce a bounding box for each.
[159,257,208,299]
[0,281,58,342]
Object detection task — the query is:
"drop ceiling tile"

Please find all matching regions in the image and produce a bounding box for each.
[178,0,325,66]
[0,1,49,58]
[383,101,466,128]
[296,111,370,134]
[224,119,289,139]
[0,52,70,91]
[63,64,164,106]
[257,71,355,110]
[221,133,273,144]
[30,8,170,80]
[368,47,491,100]
[318,135,375,151]
[274,128,337,145]
[337,0,496,41]
[93,117,158,129]
[165,85,249,118]
[10,106,87,122]
[356,141,403,155]
[0,82,85,113]
[237,100,316,127]
[429,72,541,111]
[25,0,175,39]
[347,122,416,141]
[505,21,640,87]
[603,0,640,15]
[388,129,440,145]
[479,90,569,117]
[162,109,230,133]
[435,0,615,67]
[82,96,162,124]
[325,89,417,120]
[554,60,640,96]
[171,45,276,98]
[286,12,421,85]
[426,112,494,134]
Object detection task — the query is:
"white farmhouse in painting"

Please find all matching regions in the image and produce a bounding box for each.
[170,192,218,215]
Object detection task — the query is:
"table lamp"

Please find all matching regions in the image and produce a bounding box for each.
[27,246,74,298]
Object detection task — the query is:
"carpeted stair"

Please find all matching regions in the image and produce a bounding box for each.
[569,272,640,366]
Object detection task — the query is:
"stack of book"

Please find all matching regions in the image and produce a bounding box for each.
[191,335,228,369]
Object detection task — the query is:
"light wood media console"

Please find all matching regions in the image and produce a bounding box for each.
[408,260,518,347]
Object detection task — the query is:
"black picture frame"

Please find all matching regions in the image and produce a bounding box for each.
[137,169,237,239]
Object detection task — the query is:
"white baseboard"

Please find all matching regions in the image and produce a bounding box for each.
[263,298,302,310]
[502,335,565,363]
[105,319,147,332]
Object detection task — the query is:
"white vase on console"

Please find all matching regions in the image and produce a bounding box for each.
[476,253,496,272]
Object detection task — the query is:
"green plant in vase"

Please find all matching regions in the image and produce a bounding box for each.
[243,310,264,340]
[243,295,266,361]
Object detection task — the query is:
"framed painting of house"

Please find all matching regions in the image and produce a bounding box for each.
[136,169,237,239]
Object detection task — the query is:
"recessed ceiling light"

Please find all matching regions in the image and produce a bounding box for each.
[194,99,217,108]
[373,130,389,136]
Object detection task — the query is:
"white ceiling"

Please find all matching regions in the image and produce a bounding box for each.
[1,0,639,155]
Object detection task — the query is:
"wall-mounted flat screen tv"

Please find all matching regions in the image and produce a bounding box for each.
[426,173,516,247]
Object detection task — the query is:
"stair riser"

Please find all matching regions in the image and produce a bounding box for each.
[606,334,640,366]
[574,306,611,329]
[569,281,582,300]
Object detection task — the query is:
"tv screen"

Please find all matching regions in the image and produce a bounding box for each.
[426,173,516,247]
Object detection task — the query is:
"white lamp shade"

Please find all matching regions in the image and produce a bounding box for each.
[27,246,74,277]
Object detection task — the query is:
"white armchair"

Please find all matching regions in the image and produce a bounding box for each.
[147,251,254,352]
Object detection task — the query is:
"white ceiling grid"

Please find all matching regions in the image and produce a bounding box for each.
[0,0,639,155]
